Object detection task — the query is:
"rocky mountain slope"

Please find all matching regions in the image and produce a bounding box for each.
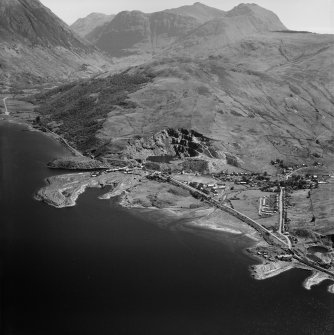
[86,2,286,61]
[169,3,287,56]
[86,10,199,58]
[0,0,110,86]
[70,13,115,38]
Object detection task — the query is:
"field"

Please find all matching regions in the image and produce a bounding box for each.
[228,189,279,229]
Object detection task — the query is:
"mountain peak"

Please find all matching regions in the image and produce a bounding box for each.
[0,0,43,9]
[165,2,225,23]
[0,0,94,48]
[71,12,115,38]
[228,3,281,17]
[0,0,109,86]
[226,2,287,29]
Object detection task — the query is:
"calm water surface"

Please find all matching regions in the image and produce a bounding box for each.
[1,121,334,335]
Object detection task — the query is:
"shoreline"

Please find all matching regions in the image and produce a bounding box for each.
[0,114,82,157]
[2,116,334,294]
[33,168,334,293]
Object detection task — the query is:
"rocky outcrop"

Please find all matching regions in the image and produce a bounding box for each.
[121,128,225,161]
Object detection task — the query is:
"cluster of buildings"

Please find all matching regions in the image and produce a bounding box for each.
[187,181,226,195]
[258,195,279,217]
[90,166,142,178]
[214,171,270,188]
[256,249,293,262]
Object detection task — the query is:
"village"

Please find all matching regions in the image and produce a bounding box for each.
[84,156,334,281]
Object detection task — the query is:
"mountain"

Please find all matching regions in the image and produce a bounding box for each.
[164,2,225,23]
[0,0,110,86]
[71,13,115,38]
[168,3,287,56]
[15,2,333,173]
[87,3,286,60]
[86,10,199,57]
[33,30,334,172]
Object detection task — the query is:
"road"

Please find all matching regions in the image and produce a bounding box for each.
[2,97,9,115]
[43,128,84,157]
[278,187,292,249]
[163,175,290,248]
[153,173,334,278]
[293,254,334,279]
[285,167,309,180]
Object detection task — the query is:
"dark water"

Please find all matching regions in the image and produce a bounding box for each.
[1,121,334,335]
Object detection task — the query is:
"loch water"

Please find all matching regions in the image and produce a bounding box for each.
[1,121,334,335]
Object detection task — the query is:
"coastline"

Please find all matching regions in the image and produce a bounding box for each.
[303,271,334,291]
[2,115,334,294]
[31,160,334,293]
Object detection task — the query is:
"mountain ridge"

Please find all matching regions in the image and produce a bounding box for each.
[164,2,226,23]
[86,2,287,59]
[87,10,199,57]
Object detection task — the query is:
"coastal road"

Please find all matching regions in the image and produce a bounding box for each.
[162,174,290,248]
[149,172,334,279]
[293,254,334,279]
[3,97,9,115]
[43,128,84,157]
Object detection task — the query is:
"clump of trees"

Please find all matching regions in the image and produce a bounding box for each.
[271,159,288,169]
[282,175,310,190]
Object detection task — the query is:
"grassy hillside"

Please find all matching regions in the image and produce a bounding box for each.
[31,72,154,151]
